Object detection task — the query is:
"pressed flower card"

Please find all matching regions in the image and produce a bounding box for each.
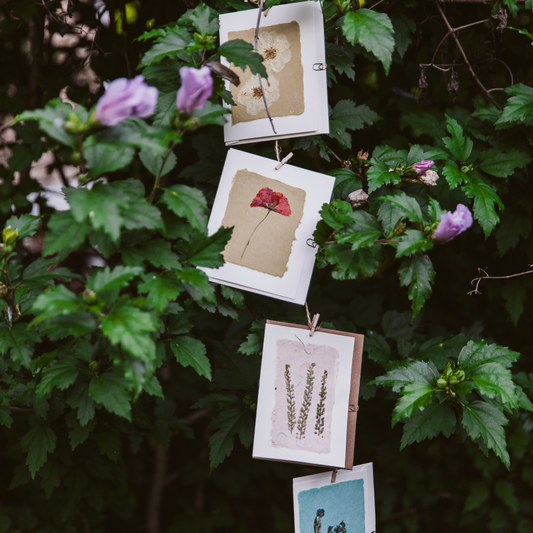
[200,149,334,304]
[252,321,364,468]
[219,1,329,145]
[293,464,376,533]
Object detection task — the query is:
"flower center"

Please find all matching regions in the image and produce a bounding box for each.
[264,47,277,60]
[252,86,263,98]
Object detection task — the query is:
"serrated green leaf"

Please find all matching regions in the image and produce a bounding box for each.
[0,323,41,369]
[171,336,211,380]
[207,408,248,469]
[138,239,181,270]
[66,382,95,426]
[43,210,89,261]
[220,285,245,309]
[396,230,433,258]
[329,100,380,149]
[138,272,182,312]
[377,201,403,238]
[101,304,157,362]
[329,168,363,201]
[218,39,267,78]
[342,9,395,75]
[400,400,456,449]
[87,265,143,293]
[139,26,192,67]
[462,400,510,468]
[139,146,177,178]
[187,227,233,268]
[325,243,381,280]
[502,281,527,326]
[186,2,219,34]
[392,382,434,426]
[495,83,533,125]
[378,191,425,224]
[367,160,401,194]
[21,424,57,478]
[478,147,532,178]
[192,101,230,126]
[391,12,416,58]
[319,200,353,231]
[364,332,391,364]
[83,141,135,179]
[89,373,132,421]
[36,361,79,399]
[443,115,473,162]
[335,210,381,249]
[458,340,520,370]
[325,43,355,80]
[463,178,503,237]
[177,267,216,303]
[470,363,518,408]
[0,406,13,428]
[442,161,467,189]
[68,417,97,450]
[5,214,40,239]
[374,360,438,392]
[162,185,208,232]
[21,258,81,287]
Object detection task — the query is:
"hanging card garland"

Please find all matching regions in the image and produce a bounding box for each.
[252,321,364,468]
[293,464,376,533]
[219,1,329,145]
[199,149,334,304]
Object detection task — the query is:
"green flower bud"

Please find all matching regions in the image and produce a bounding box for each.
[88,361,99,372]
[2,227,18,246]
[334,0,351,15]
[444,362,453,378]
[436,378,448,389]
[83,289,97,304]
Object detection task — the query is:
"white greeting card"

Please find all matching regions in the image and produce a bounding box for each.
[200,149,334,305]
[293,464,376,533]
[219,1,329,145]
[252,322,364,468]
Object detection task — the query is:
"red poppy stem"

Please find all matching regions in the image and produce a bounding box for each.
[241,209,271,260]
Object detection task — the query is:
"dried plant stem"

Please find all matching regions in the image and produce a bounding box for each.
[285,364,296,434]
[314,370,328,437]
[241,209,271,259]
[468,266,533,295]
[433,1,501,110]
[296,362,316,440]
[253,0,277,134]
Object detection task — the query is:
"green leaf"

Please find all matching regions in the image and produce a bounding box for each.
[0,406,13,428]
[208,408,249,469]
[186,227,233,268]
[335,210,381,249]
[495,83,533,126]
[43,210,89,261]
[464,480,490,512]
[470,363,518,409]
[391,12,416,58]
[495,208,532,255]
[378,191,425,224]
[478,148,532,178]
[458,340,520,370]
[220,285,245,309]
[96,428,121,463]
[139,146,177,178]
[342,9,395,75]
[66,382,95,426]
[138,272,183,312]
[374,360,438,392]
[400,401,456,449]
[443,115,473,162]
[462,400,510,468]
[161,185,208,232]
[139,26,192,67]
[89,373,132,421]
[68,417,97,450]
[218,39,267,78]
[463,178,503,237]
[396,230,433,259]
[186,2,219,34]
[171,336,211,380]
[502,281,527,325]
[138,239,181,270]
[101,304,157,362]
[442,161,467,189]
[5,214,40,239]
[329,168,363,201]
[21,424,57,478]
[153,91,178,127]
[0,323,41,369]
[326,43,355,81]
[83,140,135,179]
[319,200,353,231]
[367,160,401,194]
[324,243,381,280]
[392,382,435,426]
[191,392,239,410]
[192,101,230,127]
[329,100,380,149]
[364,331,391,364]
[22,259,81,286]
[87,266,143,293]
[36,361,79,399]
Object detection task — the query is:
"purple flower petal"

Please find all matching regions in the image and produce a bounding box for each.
[433,204,473,242]
[412,160,435,176]
[177,66,213,115]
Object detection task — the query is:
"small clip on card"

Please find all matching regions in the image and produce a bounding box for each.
[330,468,338,483]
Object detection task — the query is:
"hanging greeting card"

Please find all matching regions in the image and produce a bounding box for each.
[200,149,334,304]
[252,321,364,468]
[219,1,329,145]
[293,464,376,533]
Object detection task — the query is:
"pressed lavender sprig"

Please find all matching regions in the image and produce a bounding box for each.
[296,362,315,440]
[314,370,328,437]
[284,364,296,434]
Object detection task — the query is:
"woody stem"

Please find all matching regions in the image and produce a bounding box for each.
[241,209,271,260]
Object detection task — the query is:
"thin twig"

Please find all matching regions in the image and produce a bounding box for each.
[254,0,277,134]
[8,406,34,412]
[468,266,533,295]
[434,1,501,110]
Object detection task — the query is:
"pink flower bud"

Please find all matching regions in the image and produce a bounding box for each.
[433,204,473,242]
[412,160,434,175]
[95,76,158,126]
[177,66,213,115]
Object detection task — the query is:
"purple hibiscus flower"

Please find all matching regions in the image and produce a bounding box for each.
[433,204,473,242]
[412,160,434,175]
[95,76,158,126]
[177,66,213,115]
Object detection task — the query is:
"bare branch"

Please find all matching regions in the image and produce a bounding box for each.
[468,265,533,295]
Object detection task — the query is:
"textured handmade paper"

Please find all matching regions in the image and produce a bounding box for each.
[220,169,305,277]
[228,21,304,124]
[270,338,339,453]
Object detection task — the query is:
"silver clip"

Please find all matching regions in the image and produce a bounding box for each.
[313,63,327,71]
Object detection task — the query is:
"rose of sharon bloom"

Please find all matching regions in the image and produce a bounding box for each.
[237,74,280,116]
[176,66,213,115]
[95,76,158,126]
[433,204,473,242]
[412,160,434,175]
[348,189,369,208]
[257,31,292,73]
[250,187,291,216]
[418,169,439,186]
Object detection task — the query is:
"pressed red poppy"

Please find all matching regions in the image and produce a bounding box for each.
[250,187,291,216]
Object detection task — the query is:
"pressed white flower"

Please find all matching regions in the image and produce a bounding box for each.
[236,74,280,116]
[257,31,291,73]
